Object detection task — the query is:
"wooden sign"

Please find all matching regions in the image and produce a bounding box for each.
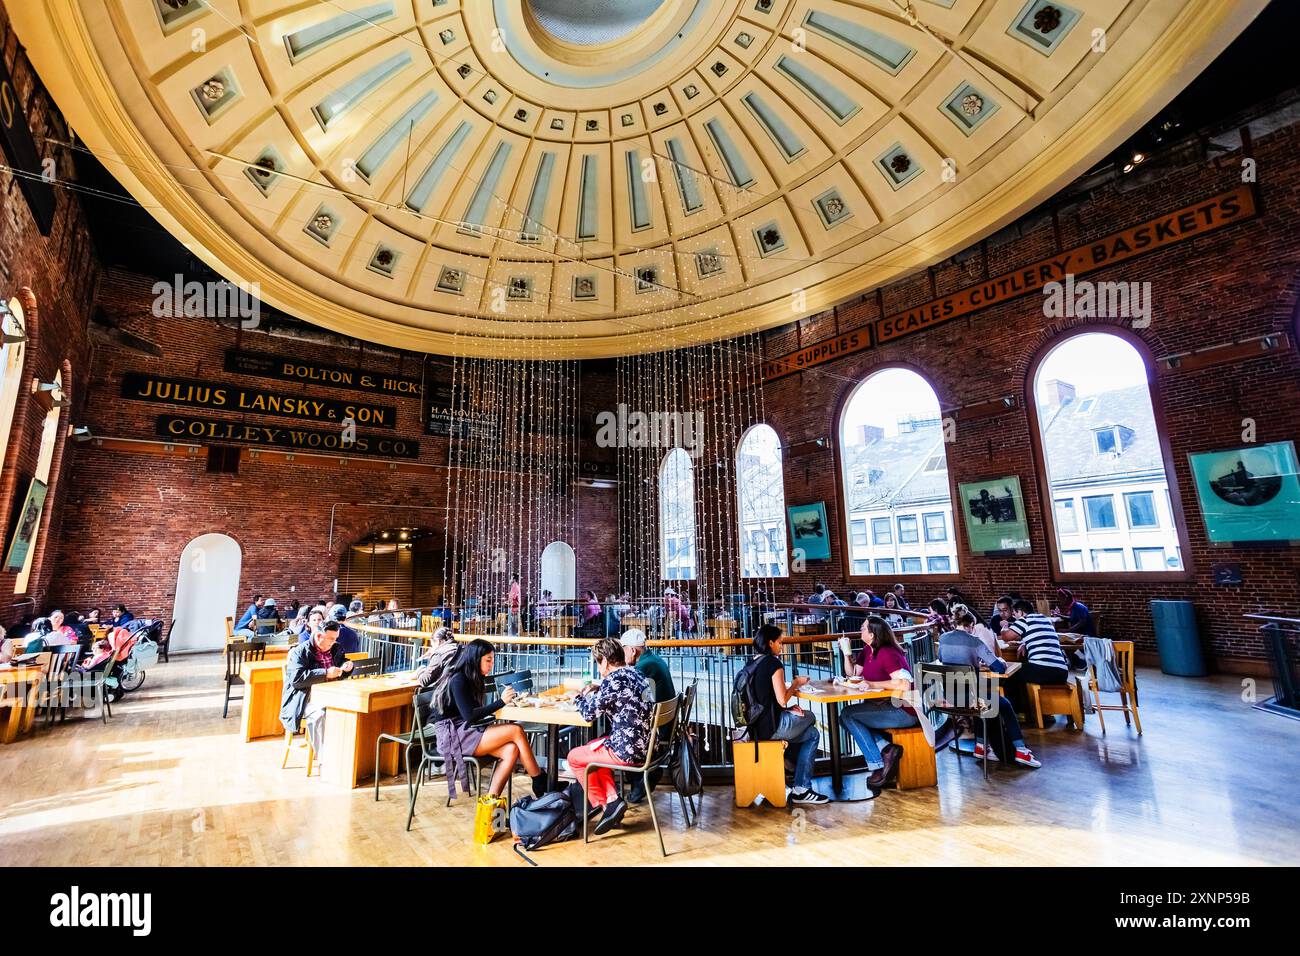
[155,415,420,459]
[122,372,397,428]
[223,349,423,398]
[0,57,55,235]
[761,186,1258,383]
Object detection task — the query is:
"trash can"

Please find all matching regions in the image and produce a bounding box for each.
[1150,600,1208,676]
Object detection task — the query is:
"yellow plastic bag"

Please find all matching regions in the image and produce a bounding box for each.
[473,793,507,846]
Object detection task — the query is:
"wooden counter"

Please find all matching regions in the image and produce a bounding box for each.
[310,673,419,789]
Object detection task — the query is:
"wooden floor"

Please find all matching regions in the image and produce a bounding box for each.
[2,653,1297,866]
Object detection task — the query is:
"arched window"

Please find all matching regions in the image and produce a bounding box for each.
[0,297,28,465]
[737,424,788,578]
[1032,331,1182,574]
[839,368,958,578]
[12,369,63,593]
[540,541,576,599]
[659,447,696,581]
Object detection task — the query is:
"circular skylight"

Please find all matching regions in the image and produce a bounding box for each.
[527,0,666,45]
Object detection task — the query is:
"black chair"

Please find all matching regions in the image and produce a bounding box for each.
[223,640,266,718]
[918,662,999,780]
[160,619,175,663]
[39,648,80,725]
[347,656,382,677]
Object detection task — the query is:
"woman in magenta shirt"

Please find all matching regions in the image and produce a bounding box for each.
[842,616,920,793]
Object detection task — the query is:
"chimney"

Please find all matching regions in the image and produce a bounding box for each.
[859,424,884,444]
[1044,379,1076,409]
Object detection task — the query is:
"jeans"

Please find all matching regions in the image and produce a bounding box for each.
[506,612,520,636]
[769,708,818,791]
[839,699,919,770]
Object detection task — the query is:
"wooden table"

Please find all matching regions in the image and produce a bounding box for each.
[796,680,897,801]
[310,672,419,789]
[497,684,591,790]
[0,664,47,743]
[239,659,286,742]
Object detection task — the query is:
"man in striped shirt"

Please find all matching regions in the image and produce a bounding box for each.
[1002,600,1070,718]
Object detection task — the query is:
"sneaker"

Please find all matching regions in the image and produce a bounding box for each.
[789,788,830,806]
[1014,748,1042,769]
[593,797,628,834]
[973,742,1000,762]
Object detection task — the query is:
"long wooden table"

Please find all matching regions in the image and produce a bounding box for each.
[310,672,419,789]
[239,659,287,742]
[0,664,46,743]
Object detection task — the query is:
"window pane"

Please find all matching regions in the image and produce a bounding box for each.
[659,448,696,580]
[1034,332,1177,574]
[1134,547,1165,571]
[840,367,958,576]
[1125,491,1158,528]
[851,559,870,575]
[737,425,788,578]
[1055,499,1077,534]
[1083,495,1117,530]
[849,519,868,548]
[926,556,951,572]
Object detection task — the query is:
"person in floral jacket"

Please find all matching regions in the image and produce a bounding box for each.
[569,638,653,835]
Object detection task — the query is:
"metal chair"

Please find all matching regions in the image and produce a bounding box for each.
[375,689,436,807]
[404,699,502,830]
[582,697,679,857]
[58,658,114,724]
[38,648,79,725]
[223,640,266,718]
[347,656,382,677]
[918,662,999,780]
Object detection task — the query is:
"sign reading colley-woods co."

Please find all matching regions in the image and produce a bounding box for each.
[761,186,1259,383]
[122,373,398,428]
[223,349,423,398]
[156,415,420,459]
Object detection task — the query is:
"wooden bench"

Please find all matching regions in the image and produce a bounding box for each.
[733,739,787,808]
[886,725,938,790]
[1028,678,1085,730]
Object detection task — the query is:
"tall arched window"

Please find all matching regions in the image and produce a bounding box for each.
[737,424,788,578]
[839,368,958,577]
[659,447,696,581]
[1032,331,1182,574]
[12,369,63,593]
[0,297,28,465]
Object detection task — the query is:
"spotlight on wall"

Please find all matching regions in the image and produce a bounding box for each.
[1,330,25,345]
[68,425,93,442]
[31,379,69,406]
[0,301,26,345]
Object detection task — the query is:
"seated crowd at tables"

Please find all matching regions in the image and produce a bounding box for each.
[0,603,140,671]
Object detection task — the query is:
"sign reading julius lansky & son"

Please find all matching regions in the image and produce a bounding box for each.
[156,415,420,459]
[122,373,397,428]
[223,349,423,398]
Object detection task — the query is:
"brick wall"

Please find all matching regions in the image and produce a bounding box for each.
[0,10,98,622]
[729,121,1300,673]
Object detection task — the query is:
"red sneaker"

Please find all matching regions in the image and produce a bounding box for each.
[1014,748,1042,769]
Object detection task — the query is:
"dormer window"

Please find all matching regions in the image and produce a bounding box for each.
[1094,424,1135,456]
[1077,396,1096,413]
[922,454,947,473]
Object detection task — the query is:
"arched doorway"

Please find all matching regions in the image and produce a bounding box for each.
[540,541,575,600]
[172,534,242,653]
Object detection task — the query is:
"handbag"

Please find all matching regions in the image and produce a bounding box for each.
[473,792,508,846]
[669,726,704,797]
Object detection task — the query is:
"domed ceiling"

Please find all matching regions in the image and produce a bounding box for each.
[13,0,1265,358]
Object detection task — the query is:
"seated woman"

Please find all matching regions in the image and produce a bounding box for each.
[880,593,906,630]
[567,638,654,833]
[924,599,951,632]
[841,616,919,793]
[0,624,11,665]
[742,624,829,806]
[23,617,54,654]
[937,606,1040,768]
[432,639,547,802]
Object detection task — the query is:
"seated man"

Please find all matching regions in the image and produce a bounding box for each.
[109,604,134,628]
[568,638,654,834]
[329,604,361,655]
[280,621,354,759]
[1054,587,1094,636]
[234,595,262,636]
[1001,600,1071,718]
[988,595,1014,637]
[254,598,280,638]
[619,629,675,805]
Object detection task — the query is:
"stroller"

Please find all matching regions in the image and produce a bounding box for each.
[115,619,162,695]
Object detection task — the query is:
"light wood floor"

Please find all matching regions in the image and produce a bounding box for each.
[1,653,1297,866]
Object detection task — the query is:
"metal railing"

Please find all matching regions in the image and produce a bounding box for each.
[1244,613,1300,717]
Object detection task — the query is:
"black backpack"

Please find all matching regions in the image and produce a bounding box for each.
[731,656,772,759]
[509,782,581,864]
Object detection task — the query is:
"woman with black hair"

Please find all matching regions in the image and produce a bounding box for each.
[22,617,53,654]
[841,616,920,792]
[743,624,828,806]
[432,638,547,801]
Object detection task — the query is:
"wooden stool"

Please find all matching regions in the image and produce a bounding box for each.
[1028,679,1084,730]
[733,739,787,808]
[887,726,938,790]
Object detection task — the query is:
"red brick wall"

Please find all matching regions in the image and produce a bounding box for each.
[735,122,1300,672]
[0,12,98,623]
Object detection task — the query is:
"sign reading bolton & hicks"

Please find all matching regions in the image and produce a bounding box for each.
[122,373,397,428]
[156,415,420,459]
[223,349,423,398]
[761,186,1258,383]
